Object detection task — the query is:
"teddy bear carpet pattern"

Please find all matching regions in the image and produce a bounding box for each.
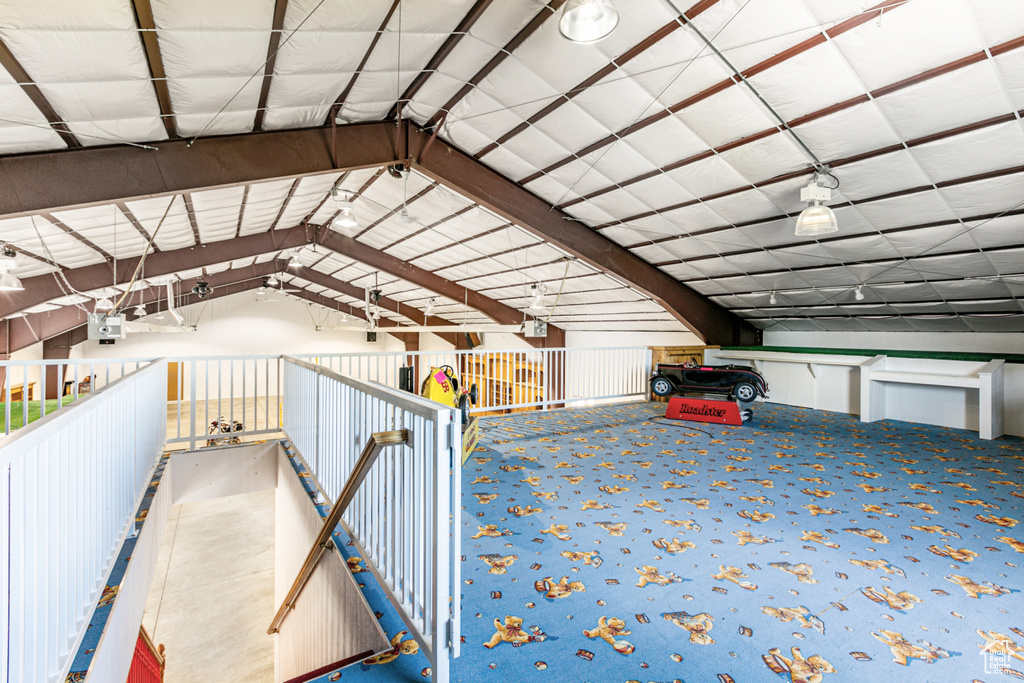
[456,402,1024,683]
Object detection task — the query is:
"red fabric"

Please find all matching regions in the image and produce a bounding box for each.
[126,635,162,683]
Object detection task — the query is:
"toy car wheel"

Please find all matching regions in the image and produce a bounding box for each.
[469,383,479,405]
[651,376,674,397]
[458,393,471,425]
[733,381,757,403]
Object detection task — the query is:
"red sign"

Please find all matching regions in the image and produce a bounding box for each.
[664,396,743,425]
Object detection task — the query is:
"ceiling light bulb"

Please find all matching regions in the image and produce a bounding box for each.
[559,0,619,43]
[795,177,839,237]
[95,296,114,311]
[769,292,777,305]
[0,271,23,291]
[395,207,414,224]
[133,304,146,317]
[267,275,279,287]
[335,203,357,228]
[854,285,865,301]
[530,284,545,311]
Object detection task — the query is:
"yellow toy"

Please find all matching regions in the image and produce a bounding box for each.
[420,365,477,425]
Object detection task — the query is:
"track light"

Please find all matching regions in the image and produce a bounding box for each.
[530,283,546,312]
[559,0,619,43]
[0,245,23,292]
[854,285,865,301]
[331,189,358,228]
[769,292,777,305]
[795,174,839,236]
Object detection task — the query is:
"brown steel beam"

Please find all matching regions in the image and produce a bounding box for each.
[268,178,301,231]
[116,201,160,251]
[518,0,908,185]
[0,122,401,220]
[181,194,202,245]
[291,265,427,326]
[0,38,80,148]
[564,33,1024,212]
[353,182,435,239]
[326,0,401,123]
[254,0,290,131]
[407,125,754,344]
[130,0,177,138]
[386,0,495,122]
[0,225,310,319]
[426,0,565,130]
[235,185,250,238]
[474,0,722,160]
[38,212,112,260]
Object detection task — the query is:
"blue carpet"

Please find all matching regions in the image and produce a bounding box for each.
[458,402,1024,682]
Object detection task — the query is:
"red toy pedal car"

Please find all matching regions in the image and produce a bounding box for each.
[650,362,768,403]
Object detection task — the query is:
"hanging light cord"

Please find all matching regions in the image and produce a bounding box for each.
[545,257,573,324]
[111,196,175,313]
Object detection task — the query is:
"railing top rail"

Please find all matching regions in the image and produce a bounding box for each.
[0,357,159,368]
[283,356,451,420]
[295,346,650,359]
[0,358,166,463]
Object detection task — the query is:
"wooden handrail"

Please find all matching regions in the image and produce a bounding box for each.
[268,429,409,635]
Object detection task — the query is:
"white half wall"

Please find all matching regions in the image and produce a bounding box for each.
[565,330,700,348]
[71,291,406,360]
[764,331,1024,355]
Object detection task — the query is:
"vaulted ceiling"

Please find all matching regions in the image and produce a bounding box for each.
[1,0,1022,354]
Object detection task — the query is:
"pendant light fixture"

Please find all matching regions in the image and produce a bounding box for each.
[854,285,865,301]
[529,283,546,312]
[331,189,358,228]
[133,304,147,317]
[769,292,777,305]
[395,170,414,224]
[795,173,839,237]
[287,252,302,268]
[267,274,279,287]
[95,295,114,311]
[0,246,23,291]
[559,0,619,43]
[425,297,435,316]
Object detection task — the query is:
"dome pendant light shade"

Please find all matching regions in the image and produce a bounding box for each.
[0,271,23,291]
[795,202,838,237]
[95,296,114,311]
[335,202,357,228]
[0,246,23,291]
[795,177,839,237]
[559,0,619,43]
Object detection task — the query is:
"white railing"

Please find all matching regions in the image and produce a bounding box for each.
[165,356,283,448]
[282,356,460,682]
[0,360,167,683]
[300,346,652,413]
[0,357,155,435]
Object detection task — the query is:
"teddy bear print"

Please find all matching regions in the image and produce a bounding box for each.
[666,519,702,531]
[652,537,696,554]
[598,485,630,495]
[580,499,612,510]
[480,554,518,574]
[664,612,715,644]
[977,630,1024,663]
[346,556,366,573]
[520,476,542,486]
[738,509,776,523]
[848,558,905,577]
[760,606,825,635]
[711,565,757,590]
[540,523,571,541]
[508,505,542,517]
[770,562,818,584]
[927,544,979,562]
[733,530,775,545]
[861,586,922,612]
[532,491,559,501]
[560,550,600,565]
[635,565,683,587]
[995,536,1024,553]
[472,493,498,504]
[595,521,628,536]
[484,616,539,648]
[910,524,960,539]
[844,528,889,543]
[536,576,586,599]
[471,524,512,539]
[799,530,839,548]
[636,499,665,512]
[945,574,1012,599]
[471,475,499,484]
[975,514,1018,527]
[871,629,950,666]
[763,646,836,682]
[802,504,839,516]
[363,630,419,665]
[583,616,632,645]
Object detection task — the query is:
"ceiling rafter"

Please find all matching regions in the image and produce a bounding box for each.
[425,0,567,130]
[268,178,302,232]
[564,34,1024,212]
[387,0,496,122]
[353,182,436,239]
[234,186,250,238]
[302,171,350,226]
[326,0,401,124]
[517,0,909,185]
[254,0,290,131]
[180,193,202,245]
[129,0,177,138]
[717,273,1024,299]
[291,265,428,326]
[378,205,477,252]
[0,37,80,148]
[38,212,112,261]
[115,201,160,252]
[474,0,724,159]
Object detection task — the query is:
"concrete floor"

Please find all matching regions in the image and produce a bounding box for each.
[142,489,276,683]
[165,397,283,450]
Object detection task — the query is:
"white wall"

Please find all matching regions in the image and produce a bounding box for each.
[764,330,1024,355]
[565,330,700,348]
[73,291,406,360]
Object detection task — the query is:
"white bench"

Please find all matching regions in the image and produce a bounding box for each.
[859,355,1005,440]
